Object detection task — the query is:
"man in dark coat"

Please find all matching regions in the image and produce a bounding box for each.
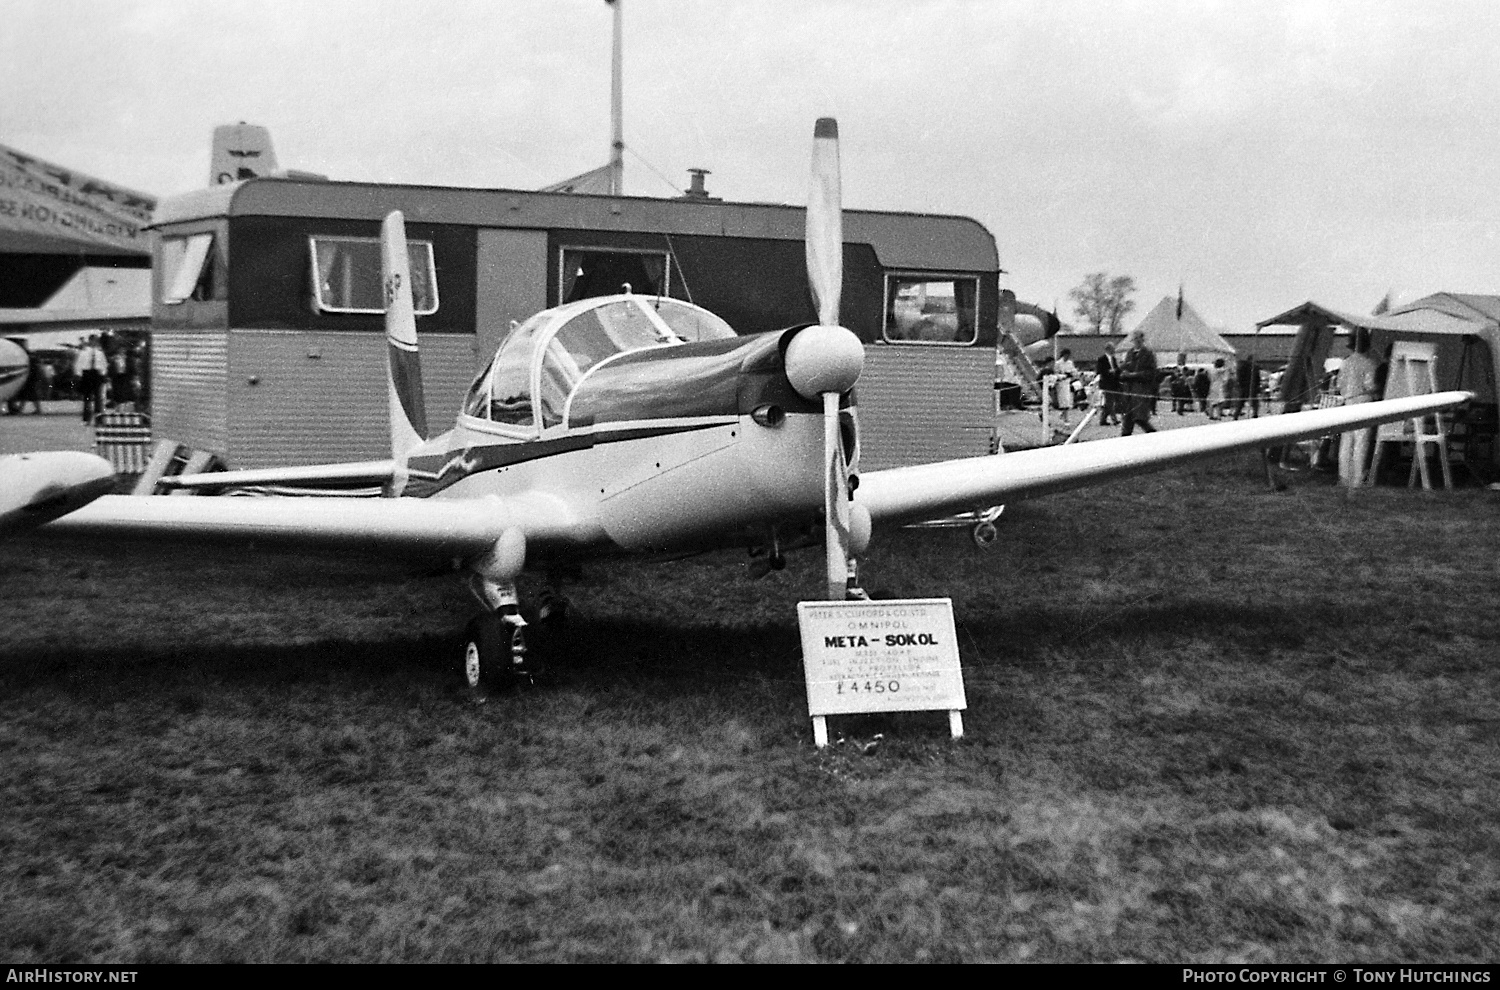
[1170,368,1193,415]
[1233,357,1261,419]
[1095,344,1121,425]
[1118,329,1158,435]
[1193,366,1211,413]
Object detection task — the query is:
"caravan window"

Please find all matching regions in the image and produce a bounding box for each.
[882,275,978,345]
[161,233,216,304]
[559,247,669,302]
[309,235,439,315]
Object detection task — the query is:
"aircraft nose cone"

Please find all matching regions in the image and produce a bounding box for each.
[784,324,864,400]
[0,451,115,537]
[16,451,115,493]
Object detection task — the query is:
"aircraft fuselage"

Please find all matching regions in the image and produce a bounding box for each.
[397,323,848,564]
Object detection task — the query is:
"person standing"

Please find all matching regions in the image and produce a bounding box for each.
[1118,329,1159,435]
[108,346,131,408]
[1096,344,1121,425]
[1054,348,1077,426]
[1338,328,1381,487]
[73,335,107,423]
[1207,358,1229,420]
[23,350,47,413]
[1233,357,1261,419]
[1170,368,1192,415]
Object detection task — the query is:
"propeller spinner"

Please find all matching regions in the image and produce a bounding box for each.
[783,117,869,600]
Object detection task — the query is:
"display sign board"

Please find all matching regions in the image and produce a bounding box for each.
[1377,341,1439,441]
[797,598,967,746]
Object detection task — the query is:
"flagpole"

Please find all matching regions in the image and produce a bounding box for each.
[609,0,624,196]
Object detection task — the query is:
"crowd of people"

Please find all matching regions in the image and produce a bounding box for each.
[1036,334,1277,436]
[1027,331,1398,489]
[2,332,149,420]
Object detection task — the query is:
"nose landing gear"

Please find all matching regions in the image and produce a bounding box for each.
[461,609,531,700]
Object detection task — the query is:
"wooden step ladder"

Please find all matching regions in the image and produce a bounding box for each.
[1372,347,1453,491]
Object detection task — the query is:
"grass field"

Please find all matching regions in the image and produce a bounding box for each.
[1,455,1497,962]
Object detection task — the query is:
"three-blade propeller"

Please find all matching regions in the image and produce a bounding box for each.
[783,118,867,600]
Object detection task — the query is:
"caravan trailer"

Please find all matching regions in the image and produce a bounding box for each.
[146,178,1004,471]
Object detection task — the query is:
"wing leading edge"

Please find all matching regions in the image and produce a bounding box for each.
[43,490,600,562]
[858,391,1474,526]
[157,459,397,490]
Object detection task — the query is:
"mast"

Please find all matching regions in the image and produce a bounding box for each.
[609,0,624,195]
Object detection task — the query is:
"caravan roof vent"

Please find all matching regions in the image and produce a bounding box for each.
[680,168,720,202]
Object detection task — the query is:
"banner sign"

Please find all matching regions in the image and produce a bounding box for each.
[797,598,967,719]
[0,143,156,255]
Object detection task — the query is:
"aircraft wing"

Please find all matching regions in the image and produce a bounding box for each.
[42,490,599,562]
[157,459,396,490]
[857,391,1474,526]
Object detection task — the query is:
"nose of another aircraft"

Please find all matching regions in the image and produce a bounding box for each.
[0,451,116,537]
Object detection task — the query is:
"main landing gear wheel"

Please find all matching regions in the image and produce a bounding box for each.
[536,588,569,633]
[461,613,530,699]
[971,505,1004,548]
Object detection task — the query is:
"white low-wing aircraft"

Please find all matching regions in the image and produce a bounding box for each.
[0,338,31,405]
[0,451,115,538]
[43,120,1471,693]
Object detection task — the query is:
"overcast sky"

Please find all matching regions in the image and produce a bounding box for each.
[5,0,1496,330]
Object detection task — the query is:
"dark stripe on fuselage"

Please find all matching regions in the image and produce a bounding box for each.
[387,340,429,439]
[567,330,823,427]
[402,421,726,499]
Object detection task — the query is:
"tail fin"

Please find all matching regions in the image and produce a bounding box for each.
[381,211,429,462]
[210,123,279,185]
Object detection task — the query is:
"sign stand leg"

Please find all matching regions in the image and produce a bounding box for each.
[948,710,964,740]
[813,716,829,749]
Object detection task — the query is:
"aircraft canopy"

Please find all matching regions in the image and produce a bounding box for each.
[463,294,738,431]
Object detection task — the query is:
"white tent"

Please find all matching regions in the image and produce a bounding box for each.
[1129,296,1236,365]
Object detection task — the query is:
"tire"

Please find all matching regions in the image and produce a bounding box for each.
[461,614,512,696]
[972,520,999,548]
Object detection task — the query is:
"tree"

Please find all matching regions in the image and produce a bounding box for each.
[1068,272,1137,335]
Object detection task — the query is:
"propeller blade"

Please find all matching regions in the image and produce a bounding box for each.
[806,117,842,327]
[799,118,860,599]
[824,392,852,600]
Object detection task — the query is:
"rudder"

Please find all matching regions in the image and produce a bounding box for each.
[381,211,429,462]
[210,123,279,186]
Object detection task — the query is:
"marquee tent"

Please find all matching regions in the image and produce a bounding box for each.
[1263,297,1498,407]
[1128,296,1236,365]
[1263,295,1498,475]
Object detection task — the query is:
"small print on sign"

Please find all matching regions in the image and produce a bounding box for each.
[797,598,966,717]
